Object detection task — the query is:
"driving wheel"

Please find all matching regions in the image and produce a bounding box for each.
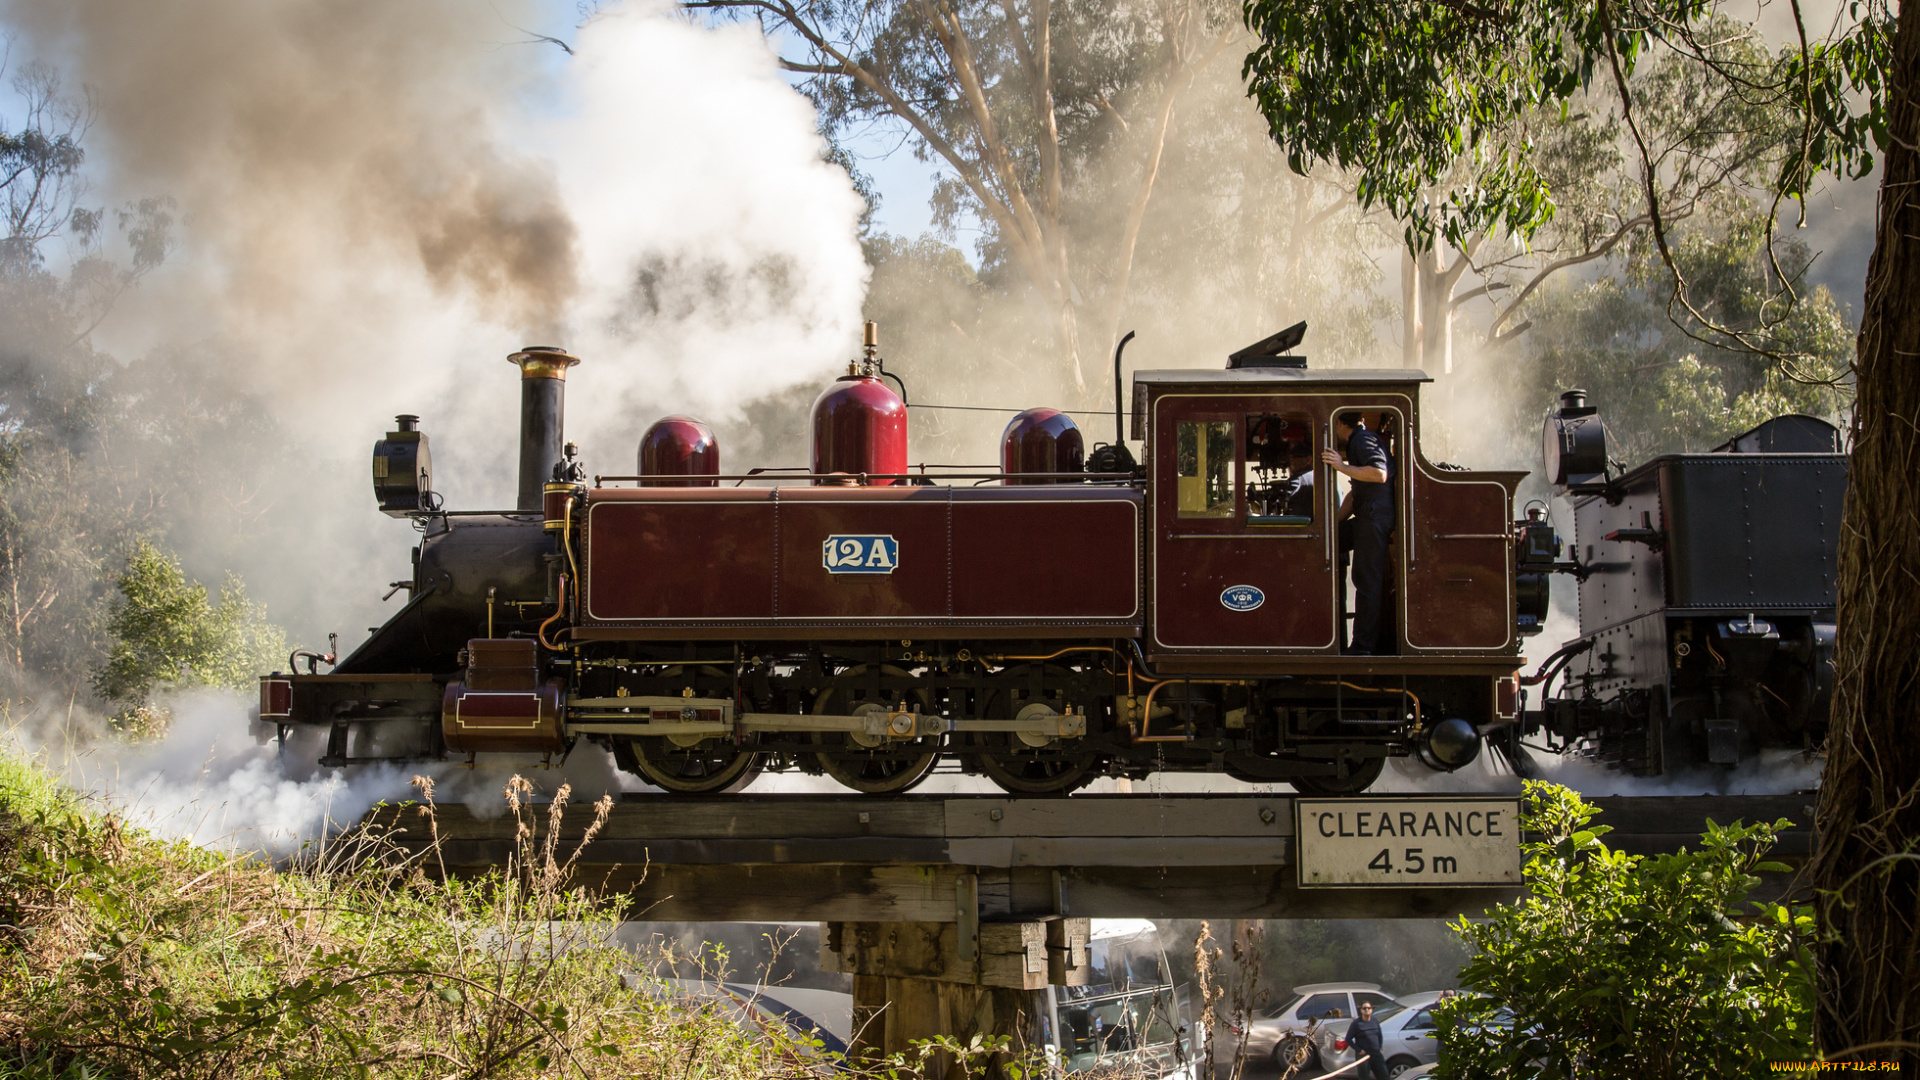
[811,665,940,794]
[967,666,1098,795]
[619,734,762,794]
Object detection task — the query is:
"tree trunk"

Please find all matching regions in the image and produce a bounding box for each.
[1055,292,1085,391]
[1403,244,1466,375]
[1402,248,1422,369]
[1810,0,1920,1067]
[1419,248,1453,375]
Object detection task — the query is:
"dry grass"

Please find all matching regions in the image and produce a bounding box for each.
[0,750,859,1080]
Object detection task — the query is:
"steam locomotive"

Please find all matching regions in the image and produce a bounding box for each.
[1511,396,1844,777]
[256,323,1844,793]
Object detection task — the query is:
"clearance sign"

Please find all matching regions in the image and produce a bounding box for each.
[1294,797,1522,888]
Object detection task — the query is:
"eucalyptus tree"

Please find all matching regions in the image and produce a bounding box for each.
[0,58,282,707]
[1241,0,1911,1063]
[690,0,1242,387]
[1246,1,1874,374]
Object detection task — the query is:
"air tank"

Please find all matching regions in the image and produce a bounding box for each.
[811,323,906,484]
[638,416,720,487]
[1001,407,1084,484]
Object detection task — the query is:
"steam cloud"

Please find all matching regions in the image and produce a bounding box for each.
[6,0,868,463]
[0,0,868,842]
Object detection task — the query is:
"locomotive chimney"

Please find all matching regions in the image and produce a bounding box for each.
[507,346,581,511]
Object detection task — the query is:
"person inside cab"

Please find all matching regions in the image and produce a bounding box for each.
[1283,446,1316,518]
[1321,411,1395,655]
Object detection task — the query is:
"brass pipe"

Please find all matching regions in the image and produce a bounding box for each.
[1305,680,1423,731]
[987,645,1124,664]
[539,575,569,651]
[1134,678,1252,741]
[561,492,580,622]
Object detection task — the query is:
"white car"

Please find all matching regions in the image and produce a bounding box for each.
[1235,982,1404,1070]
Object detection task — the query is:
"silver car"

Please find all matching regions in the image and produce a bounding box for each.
[1318,990,1446,1077]
[1232,982,1403,1070]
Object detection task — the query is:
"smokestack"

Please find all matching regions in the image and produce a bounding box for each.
[507,346,581,511]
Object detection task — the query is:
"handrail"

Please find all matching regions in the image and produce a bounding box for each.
[592,471,1136,485]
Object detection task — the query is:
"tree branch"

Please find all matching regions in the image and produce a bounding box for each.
[690,0,1050,283]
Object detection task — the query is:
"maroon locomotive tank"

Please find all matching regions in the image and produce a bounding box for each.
[639,416,720,487]
[810,372,906,484]
[1001,407,1084,483]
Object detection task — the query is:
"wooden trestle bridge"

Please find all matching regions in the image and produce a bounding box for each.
[362,791,1814,1069]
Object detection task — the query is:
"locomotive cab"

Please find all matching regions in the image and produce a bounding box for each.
[1133,367,1525,661]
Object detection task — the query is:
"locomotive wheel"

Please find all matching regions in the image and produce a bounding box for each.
[811,665,939,795]
[621,735,762,794]
[1289,754,1385,796]
[968,667,1097,795]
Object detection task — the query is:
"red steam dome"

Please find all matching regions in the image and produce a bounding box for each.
[638,416,720,487]
[810,372,906,484]
[1001,407,1084,484]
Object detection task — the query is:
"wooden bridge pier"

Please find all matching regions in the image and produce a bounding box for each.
[821,916,1090,1076]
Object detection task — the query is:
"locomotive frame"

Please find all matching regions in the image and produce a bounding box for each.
[261,335,1535,796]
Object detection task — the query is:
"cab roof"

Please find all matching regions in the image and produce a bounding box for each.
[1132,367,1433,388]
[1129,368,1432,438]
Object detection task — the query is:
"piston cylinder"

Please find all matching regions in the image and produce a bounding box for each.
[1001,407,1084,484]
[441,638,566,753]
[810,371,906,484]
[638,416,720,487]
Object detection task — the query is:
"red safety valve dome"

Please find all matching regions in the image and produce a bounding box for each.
[811,371,906,484]
[1001,407,1084,484]
[638,416,720,487]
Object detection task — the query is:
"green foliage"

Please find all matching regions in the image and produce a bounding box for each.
[1,61,291,709]
[1436,781,1814,1080]
[0,756,859,1080]
[1240,0,1892,252]
[91,539,287,717]
[1510,207,1853,461]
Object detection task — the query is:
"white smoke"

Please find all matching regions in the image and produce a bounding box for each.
[0,0,868,844]
[3,0,867,642]
[8,689,647,854]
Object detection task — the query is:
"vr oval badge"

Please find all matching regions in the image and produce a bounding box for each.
[1220,585,1265,611]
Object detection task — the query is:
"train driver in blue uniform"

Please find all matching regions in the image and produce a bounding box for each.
[1321,411,1395,655]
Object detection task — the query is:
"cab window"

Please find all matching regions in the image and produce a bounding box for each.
[1246,412,1316,526]
[1175,420,1234,518]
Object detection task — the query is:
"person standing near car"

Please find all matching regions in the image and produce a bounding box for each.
[1348,1001,1388,1080]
